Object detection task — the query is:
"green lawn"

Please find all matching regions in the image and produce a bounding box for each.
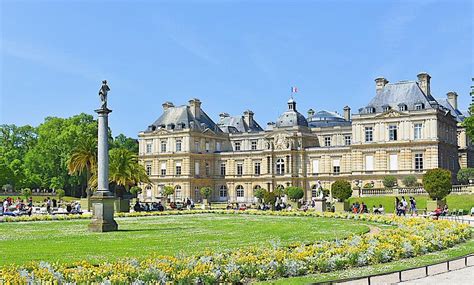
[259,236,474,285]
[0,195,77,203]
[348,194,474,214]
[0,214,369,266]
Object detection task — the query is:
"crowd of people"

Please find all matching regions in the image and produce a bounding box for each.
[0,196,82,216]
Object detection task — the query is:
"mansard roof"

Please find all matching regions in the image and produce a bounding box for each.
[217,114,263,133]
[436,98,466,122]
[276,98,308,128]
[360,81,438,114]
[146,105,222,133]
[308,110,351,128]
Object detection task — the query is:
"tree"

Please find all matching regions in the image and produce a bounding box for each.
[200,187,213,205]
[254,188,266,203]
[423,168,452,201]
[2,184,13,193]
[402,175,417,187]
[110,134,139,154]
[263,190,276,205]
[382,176,397,188]
[130,186,142,197]
[67,137,97,198]
[285,186,304,201]
[273,186,285,197]
[331,180,352,202]
[462,79,474,140]
[56,189,65,200]
[163,185,175,199]
[456,168,474,184]
[21,188,32,199]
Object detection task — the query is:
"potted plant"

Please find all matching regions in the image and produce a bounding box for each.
[263,190,276,210]
[423,168,452,211]
[331,180,352,212]
[162,185,175,206]
[382,176,397,189]
[200,186,213,209]
[285,186,304,210]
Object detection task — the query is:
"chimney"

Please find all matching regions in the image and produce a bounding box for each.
[162,101,174,110]
[417,72,431,96]
[188,98,202,119]
[243,110,254,127]
[343,106,351,121]
[375,77,389,92]
[307,109,315,117]
[447,91,458,109]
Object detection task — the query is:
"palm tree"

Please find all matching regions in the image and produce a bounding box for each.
[67,137,97,199]
[90,148,150,197]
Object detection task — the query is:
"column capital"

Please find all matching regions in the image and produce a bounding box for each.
[95,107,113,115]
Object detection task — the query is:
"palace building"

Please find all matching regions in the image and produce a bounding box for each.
[138,73,473,203]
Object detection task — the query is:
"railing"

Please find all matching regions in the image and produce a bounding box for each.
[397,187,426,195]
[361,188,394,196]
[360,185,473,197]
[451,185,472,194]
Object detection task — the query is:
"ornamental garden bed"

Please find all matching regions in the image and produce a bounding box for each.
[0,211,471,284]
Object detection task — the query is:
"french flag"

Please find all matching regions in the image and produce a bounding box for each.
[291,86,298,93]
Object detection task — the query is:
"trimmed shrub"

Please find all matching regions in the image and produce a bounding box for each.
[456,168,474,184]
[285,187,304,201]
[382,176,397,188]
[263,190,276,205]
[331,180,352,202]
[254,188,266,202]
[402,175,417,187]
[129,186,142,196]
[163,186,175,197]
[200,187,213,200]
[56,189,65,200]
[423,168,452,201]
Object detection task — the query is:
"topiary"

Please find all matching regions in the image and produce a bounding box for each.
[263,190,276,205]
[285,186,304,201]
[382,176,397,188]
[200,187,213,200]
[331,180,352,202]
[254,188,266,202]
[456,168,474,184]
[423,168,452,201]
[402,175,417,187]
[163,185,175,197]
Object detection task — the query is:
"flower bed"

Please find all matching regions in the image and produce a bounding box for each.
[0,211,471,284]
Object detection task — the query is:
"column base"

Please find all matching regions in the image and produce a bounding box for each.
[88,191,118,232]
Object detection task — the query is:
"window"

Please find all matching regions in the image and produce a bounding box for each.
[414,123,422,140]
[216,142,221,152]
[415,103,424,110]
[324,136,331,147]
[365,127,373,142]
[237,162,243,176]
[195,141,200,152]
[145,162,152,176]
[399,104,407,111]
[276,158,285,175]
[205,142,210,152]
[382,105,391,112]
[312,159,319,174]
[344,136,351,146]
[415,153,423,171]
[367,107,375,114]
[220,162,226,176]
[333,159,340,175]
[160,140,167,152]
[146,186,152,198]
[365,155,374,171]
[219,185,227,198]
[160,162,166,176]
[234,141,241,151]
[146,141,152,154]
[176,139,182,152]
[175,185,182,200]
[236,185,244,197]
[195,161,200,175]
[251,140,257,150]
[175,162,182,176]
[389,154,398,170]
[267,156,271,173]
[254,162,261,175]
[389,125,398,141]
[205,162,210,176]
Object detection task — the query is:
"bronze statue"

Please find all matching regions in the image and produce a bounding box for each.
[99,80,110,109]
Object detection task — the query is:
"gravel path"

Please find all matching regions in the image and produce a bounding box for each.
[397,266,474,285]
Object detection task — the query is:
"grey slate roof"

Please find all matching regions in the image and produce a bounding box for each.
[217,115,263,133]
[436,98,466,122]
[146,105,222,133]
[276,98,308,128]
[308,110,351,128]
[359,81,438,114]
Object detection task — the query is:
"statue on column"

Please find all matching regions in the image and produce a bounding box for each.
[98,80,110,109]
[315,180,324,199]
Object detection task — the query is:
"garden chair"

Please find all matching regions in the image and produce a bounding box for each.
[457,209,464,216]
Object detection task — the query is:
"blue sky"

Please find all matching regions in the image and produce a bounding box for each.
[1,0,472,138]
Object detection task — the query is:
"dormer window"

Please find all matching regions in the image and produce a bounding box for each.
[366,107,376,114]
[398,104,407,111]
[415,103,425,110]
[382,105,391,112]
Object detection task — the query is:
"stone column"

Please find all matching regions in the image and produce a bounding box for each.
[88,107,118,232]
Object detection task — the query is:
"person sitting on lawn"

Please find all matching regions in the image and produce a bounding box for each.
[133,200,142,212]
[372,205,379,214]
[157,201,164,212]
[431,205,443,219]
[378,204,385,214]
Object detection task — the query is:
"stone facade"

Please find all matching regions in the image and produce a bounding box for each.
[138,73,473,203]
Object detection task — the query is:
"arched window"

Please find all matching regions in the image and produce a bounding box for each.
[175,185,182,200]
[146,185,152,198]
[236,185,244,197]
[276,158,285,175]
[194,186,200,200]
[219,185,228,198]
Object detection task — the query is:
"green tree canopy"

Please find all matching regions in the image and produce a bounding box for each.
[285,186,304,201]
[263,190,276,205]
[200,187,213,201]
[21,188,32,199]
[402,175,418,187]
[56,189,65,200]
[456,168,474,184]
[110,134,138,154]
[254,188,266,202]
[331,180,352,202]
[382,176,397,188]
[163,185,175,197]
[423,168,452,201]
